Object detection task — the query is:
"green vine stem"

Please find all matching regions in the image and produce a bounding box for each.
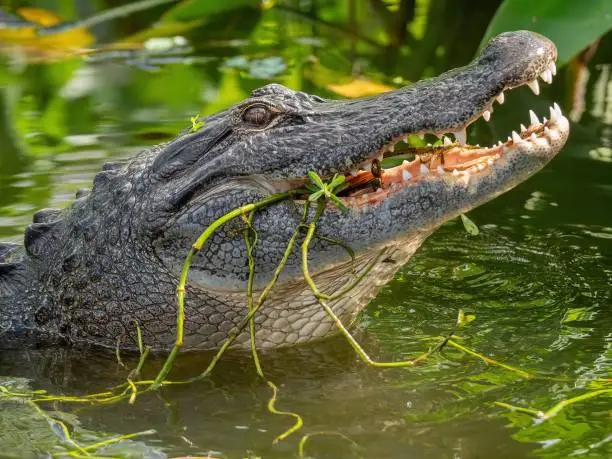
[495,389,612,421]
[242,206,311,443]
[444,338,533,378]
[152,190,297,387]
[301,200,446,368]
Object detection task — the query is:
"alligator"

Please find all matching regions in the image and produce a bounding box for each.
[0,31,569,352]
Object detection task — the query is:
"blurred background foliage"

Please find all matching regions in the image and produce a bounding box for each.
[0,0,610,215]
[0,0,610,155]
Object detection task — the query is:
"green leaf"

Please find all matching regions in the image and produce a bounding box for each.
[163,0,260,22]
[480,0,612,65]
[190,114,204,132]
[308,190,324,202]
[329,174,346,190]
[460,214,479,236]
[329,194,348,213]
[307,171,325,189]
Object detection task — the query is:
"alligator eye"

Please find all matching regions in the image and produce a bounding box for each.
[243,105,272,127]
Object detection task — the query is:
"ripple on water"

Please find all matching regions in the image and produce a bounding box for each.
[367,222,611,363]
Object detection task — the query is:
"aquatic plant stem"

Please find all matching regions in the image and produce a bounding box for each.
[78,429,156,453]
[243,212,262,376]
[127,345,152,404]
[445,338,533,378]
[495,388,612,421]
[302,200,445,368]
[186,200,310,382]
[301,201,329,299]
[25,400,90,457]
[541,389,612,419]
[494,402,544,417]
[243,209,307,443]
[152,191,297,387]
[267,381,304,444]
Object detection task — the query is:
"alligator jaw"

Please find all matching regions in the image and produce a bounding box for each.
[269,32,564,201]
[342,102,569,208]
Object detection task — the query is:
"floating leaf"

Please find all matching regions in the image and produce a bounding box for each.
[308,190,324,202]
[460,214,479,236]
[307,171,324,189]
[329,174,345,190]
[457,309,476,327]
[306,172,348,212]
[17,7,63,27]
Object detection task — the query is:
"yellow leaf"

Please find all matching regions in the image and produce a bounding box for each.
[0,8,94,58]
[327,79,394,98]
[17,7,62,27]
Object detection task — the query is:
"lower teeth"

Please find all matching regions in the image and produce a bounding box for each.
[347,104,566,197]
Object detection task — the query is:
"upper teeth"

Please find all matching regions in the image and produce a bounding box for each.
[540,69,553,84]
[454,129,467,145]
[527,79,540,95]
[349,60,560,180]
[525,61,557,96]
[479,61,554,125]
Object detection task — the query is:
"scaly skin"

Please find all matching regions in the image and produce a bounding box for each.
[0,31,569,351]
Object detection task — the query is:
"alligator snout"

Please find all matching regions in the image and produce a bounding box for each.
[479,30,557,90]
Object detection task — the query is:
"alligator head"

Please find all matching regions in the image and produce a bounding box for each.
[0,31,569,351]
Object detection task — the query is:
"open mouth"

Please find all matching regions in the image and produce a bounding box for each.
[341,106,568,207]
[279,56,569,209]
[337,61,568,207]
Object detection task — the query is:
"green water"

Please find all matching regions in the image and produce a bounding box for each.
[0,2,611,458]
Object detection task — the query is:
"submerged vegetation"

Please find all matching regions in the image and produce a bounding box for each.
[0,0,611,458]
